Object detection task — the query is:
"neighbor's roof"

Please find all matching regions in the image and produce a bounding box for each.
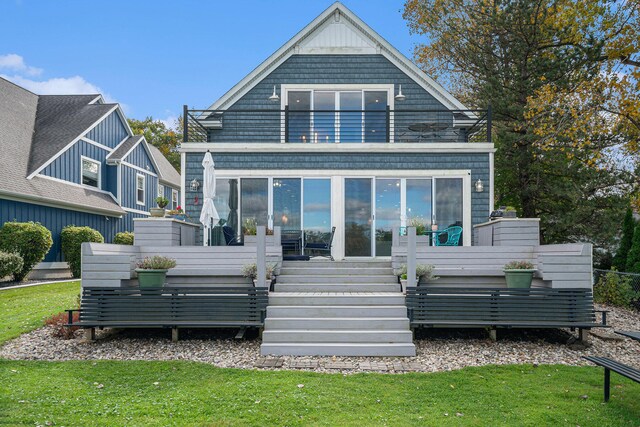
[207,2,470,112]
[0,77,124,216]
[147,143,181,188]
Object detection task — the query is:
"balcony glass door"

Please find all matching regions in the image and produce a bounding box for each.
[345,178,373,256]
[375,178,401,256]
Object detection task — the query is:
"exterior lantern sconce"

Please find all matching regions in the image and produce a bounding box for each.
[394,84,406,102]
[190,178,201,192]
[475,179,484,193]
[268,85,280,102]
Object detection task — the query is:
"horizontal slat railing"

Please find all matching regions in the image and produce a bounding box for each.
[74,286,269,327]
[406,287,599,327]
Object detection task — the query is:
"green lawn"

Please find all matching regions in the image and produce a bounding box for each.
[0,361,638,426]
[0,281,80,344]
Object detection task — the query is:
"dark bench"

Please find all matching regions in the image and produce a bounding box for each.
[583,356,640,401]
[66,286,268,341]
[406,287,607,339]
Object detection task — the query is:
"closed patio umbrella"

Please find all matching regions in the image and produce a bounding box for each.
[199,151,220,244]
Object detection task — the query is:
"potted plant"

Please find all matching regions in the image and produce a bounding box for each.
[151,197,169,217]
[503,206,517,218]
[166,206,186,221]
[242,262,277,286]
[503,260,536,288]
[135,255,177,289]
[394,263,438,293]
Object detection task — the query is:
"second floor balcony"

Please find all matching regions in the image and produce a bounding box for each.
[184,107,491,144]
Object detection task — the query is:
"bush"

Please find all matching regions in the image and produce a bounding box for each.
[393,263,438,282]
[136,256,177,270]
[61,226,104,278]
[504,260,535,270]
[612,208,635,271]
[0,221,52,281]
[45,311,79,339]
[0,251,24,279]
[114,231,134,245]
[626,222,640,274]
[241,262,277,280]
[594,270,639,308]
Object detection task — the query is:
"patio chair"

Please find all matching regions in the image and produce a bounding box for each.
[304,227,336,260]
[434,226,463,246]
[222,226,243,246]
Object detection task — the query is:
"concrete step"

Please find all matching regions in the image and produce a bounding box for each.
[277,275,398,284]
[279,267,393,276]
[266,305,407,318]
[282,261,392,269]
[262,330,414,343]
[264,317,410,330]
[269,293,405,306]
[274,283,401,292]
[260,343,416,357]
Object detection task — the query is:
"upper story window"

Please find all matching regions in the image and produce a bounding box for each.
[284,86,391,143]
[172,189,179,210]
[136,174,145,205]
[158,184,164,198]
[81,157,101,188]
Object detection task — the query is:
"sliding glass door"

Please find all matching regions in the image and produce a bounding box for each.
[303,179,332,242]
[240,178,269,233]
[345,178,373,256]
[375,178,401,256]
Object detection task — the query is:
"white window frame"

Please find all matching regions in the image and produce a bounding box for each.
[172,189,179,210]
[136,173,145,206]
[280,84,395,143]
[80,156,101,189]
[158,184,165,198]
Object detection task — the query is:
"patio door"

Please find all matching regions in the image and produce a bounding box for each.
[345,178,373,257]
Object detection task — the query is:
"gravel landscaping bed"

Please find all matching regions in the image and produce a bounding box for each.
[1,303,639,374]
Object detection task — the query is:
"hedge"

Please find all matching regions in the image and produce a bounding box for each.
[114,231,134,245]
[0,251,24,280]
[61,226,104,278]
[0,221,52,281]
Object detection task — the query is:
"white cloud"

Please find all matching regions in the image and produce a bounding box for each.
[159,114,179,130]
[0,53,42,76]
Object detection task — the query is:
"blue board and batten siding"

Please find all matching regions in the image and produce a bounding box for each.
[86,111,128,148]
[0,199,145,262]
[125,143,155,171]
[120,166,158,211]
[42,139,110,187]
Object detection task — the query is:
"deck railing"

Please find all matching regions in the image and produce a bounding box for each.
[183,106,491,144]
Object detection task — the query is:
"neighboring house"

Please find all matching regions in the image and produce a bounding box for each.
[181,2,494,260]
[0,77,181,271]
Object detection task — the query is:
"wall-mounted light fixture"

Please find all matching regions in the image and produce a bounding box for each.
[474,179,484,193]
[395,84,406,102]
[190,178,200,192]
[268,85,280,102]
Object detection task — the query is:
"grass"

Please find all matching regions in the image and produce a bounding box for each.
[0,361,638,426]
[0,281,80,344]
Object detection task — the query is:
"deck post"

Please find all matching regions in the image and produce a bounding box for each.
[84,327,95,341]
[489,328,497,341]
[256,226,267,288]
[273,226,281,248]
[578,328,590,344]
[392,226,399,249]
[407,226,417,288]
[172,328,179,342]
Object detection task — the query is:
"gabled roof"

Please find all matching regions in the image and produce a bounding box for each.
[0,77,125,216]
[207,2,469,112]
[106,135,144,162]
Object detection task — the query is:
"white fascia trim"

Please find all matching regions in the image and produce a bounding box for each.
[489,151,495,213]
[37,174,119,204]
[122,206,150,216]
[140,139,165,179]
[116,162,122,204]
[212,169,470,178]
[89,95,104,104]
[114,104,135,137]
[179,142,496,154]
[206,3,469,114]
[80,137,113,152]
[106,135,136,163]
[27,104,119,179]
[180,152,186,208]
[121,161,158,177]
[113,136,144,163]
[0,188,124,217]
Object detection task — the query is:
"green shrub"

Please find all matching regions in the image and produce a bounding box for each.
[626,222,640,274]
[136,256,177,270]
[504,260,535,270]
[0,221,52,281]
[0,251,24,279]
[612,208,635,271]
[61,226,104,278]
[114,231,134,245]
[594,270,639,308]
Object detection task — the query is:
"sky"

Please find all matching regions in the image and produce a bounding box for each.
[0,0,422,128]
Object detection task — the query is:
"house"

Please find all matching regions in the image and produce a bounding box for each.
[0,77,181,276]
[181,2,494,259]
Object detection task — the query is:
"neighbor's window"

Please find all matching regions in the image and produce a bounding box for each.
[81,158,100,188]
[158,184,164,198]
[136,174,145,205]
[172,189,178,209]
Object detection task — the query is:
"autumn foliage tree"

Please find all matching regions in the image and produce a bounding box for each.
[404,0,638,252]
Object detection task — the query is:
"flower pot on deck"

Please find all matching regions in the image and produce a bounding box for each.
[504,269,535,288]
[136,269,168,288]
[150,208,165,218]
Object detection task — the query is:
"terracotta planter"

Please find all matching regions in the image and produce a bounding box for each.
[504,269,535,288]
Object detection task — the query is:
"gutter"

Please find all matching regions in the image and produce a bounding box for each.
[0,189,125,218]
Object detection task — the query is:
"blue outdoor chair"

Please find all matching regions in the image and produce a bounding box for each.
[304,227,336,260]
[222,226,243,246]
[434,226,463,246]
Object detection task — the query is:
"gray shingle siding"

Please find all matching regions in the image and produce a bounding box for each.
[208,54,465,143]
[184,151,491,246]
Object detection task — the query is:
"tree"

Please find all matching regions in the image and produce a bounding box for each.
[403,0,638,248]
[128,117,182,172]
[613,208,637,270]
[626,221,640,273]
